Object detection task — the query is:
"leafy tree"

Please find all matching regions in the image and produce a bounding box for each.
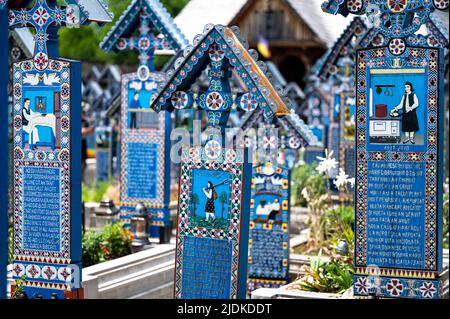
[219,191,228,219]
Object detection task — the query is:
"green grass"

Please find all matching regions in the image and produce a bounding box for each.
[190,216,230,230]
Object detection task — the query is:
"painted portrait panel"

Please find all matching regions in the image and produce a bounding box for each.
[127,79,160,129]
[368,71,427,148]
[190,169,231,230]
[21,74,62,151]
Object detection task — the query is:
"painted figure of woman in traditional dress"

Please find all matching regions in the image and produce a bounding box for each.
[390,81,419,144]
[202,181,217,221]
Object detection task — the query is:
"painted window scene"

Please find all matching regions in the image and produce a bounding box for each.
[21,83,61,151]
[369,74,426,146]
[252,169,287,225]
[127,79,160,129]
[190,169,231,230]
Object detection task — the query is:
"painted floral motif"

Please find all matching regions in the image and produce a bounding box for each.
[418,281,437,298]
[32,5,50,26]
[433,0,449,10]
[209,43,225,62]
[386,279,404,297]
[171,91,189,109]
[388,0,408,13]
[36,151,46,161]
[61,83,70,98]
[12,263,25,277]
[354,277,371,295]
[58,149,70,162]
[61,116,70,131]
[13,115,22,131]
[346,0,364,13]
[42,266,57,280]
[189,147,200,160]
[388,38,406,55]
[206,92,224,110]
[288,136,301,149]
[225,149,237,163]
[204,140,222,160]
[138,37,151,51]
[34,52,49,71]
[263,136,277,150]
[26,264,41,279]
[57,267,72,282]
[239,93,258,112]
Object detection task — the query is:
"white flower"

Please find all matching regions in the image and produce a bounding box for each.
[301,188,310,201]
[334,168,349,190]
[348,178,355,189]
[316,149,338,176]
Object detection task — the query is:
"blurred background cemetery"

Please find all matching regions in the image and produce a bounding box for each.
[6,0,449,298]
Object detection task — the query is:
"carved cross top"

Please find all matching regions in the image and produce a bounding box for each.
[115,10,157,77]
[8,0,86,70]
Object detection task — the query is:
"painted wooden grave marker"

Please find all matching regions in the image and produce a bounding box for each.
[150,23,303,299]
[322,0,449,299]
[100,0,188,237]
[235,108,319,292]
[247,162,291,292]
[0,5,9,300]
[8,0,112,299]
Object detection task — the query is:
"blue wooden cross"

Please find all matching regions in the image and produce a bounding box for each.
[8,0,112,68]
[115,10,157,74]
[8,0,88,69]
[322,0,449,55]
[0,6,9,300]
[100,0,188,81]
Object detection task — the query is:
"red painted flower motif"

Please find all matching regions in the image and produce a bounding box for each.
[206,92,224,110]
[209,43,225,62]
[34,52,49,71]
[346,0,364,13]
[433,0,449,10]
[43,266,56,280]
[205,140,222,160]
[138,37,151,51]
[355,277,370,295]
[240,93,258,111]
[32,6,50,26]
[386,279,404,297]
[388,38,406,56]
[171,91,189,109]
[388,0,408,13]
[419,282,437,298]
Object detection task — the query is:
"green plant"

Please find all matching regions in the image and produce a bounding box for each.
[82,222,133,267]
[82,229,105,267]
[444,193,449,249]
[300,171,328,252]
[82,180,114,203]
[290,254,354,294]
[11,275,26,299]
[291,163,319,206]
[322,205,355,254]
